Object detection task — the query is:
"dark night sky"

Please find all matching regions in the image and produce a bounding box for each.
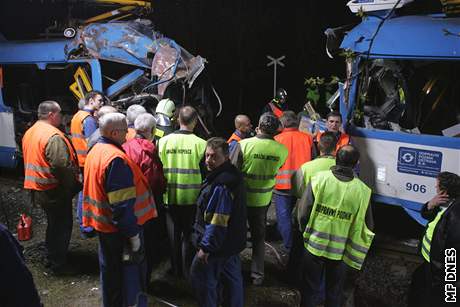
[151,1,359,131]
[0,0,442,135]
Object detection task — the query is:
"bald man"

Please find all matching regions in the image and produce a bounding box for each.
[78,105,118,237]
[22,101,81,274]
[227,115,253,154]
[158,106,206,277]
[83,113,157,307]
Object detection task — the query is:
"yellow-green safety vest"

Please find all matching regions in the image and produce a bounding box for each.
[295,156,336,198]
[421,207,447,262]
[155,128,165,139]
[240,136,288,207]
[303,170,374,270]
[158,132,206,205]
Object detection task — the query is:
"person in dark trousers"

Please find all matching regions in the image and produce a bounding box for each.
[0,223,41,307]
[22,101,81,274]
[71,90,104,237]
[123,113,167,282]
[158,106,207,278]
[230,113,288,286]
[82,113,157,307]
[288,132,337,286]
[408,172,460,307]
[297,145,374,307]
[190,137,247,307]
[273,111,314,252]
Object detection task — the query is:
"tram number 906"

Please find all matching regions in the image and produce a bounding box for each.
[406,182,427,194]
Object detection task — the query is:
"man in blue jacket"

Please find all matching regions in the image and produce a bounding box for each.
[190,137,247,307]
[0,223,41,307]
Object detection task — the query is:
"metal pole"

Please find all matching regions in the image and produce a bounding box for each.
[273,62,277,98]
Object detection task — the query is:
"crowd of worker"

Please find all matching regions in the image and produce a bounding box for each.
[1,88,459,307]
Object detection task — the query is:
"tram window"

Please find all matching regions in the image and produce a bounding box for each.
[353,60,460,136]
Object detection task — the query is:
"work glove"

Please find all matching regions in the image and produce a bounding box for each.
[123,234,144,264]
[129,234,141,252]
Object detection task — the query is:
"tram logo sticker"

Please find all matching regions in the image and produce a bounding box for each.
[397,147,442,178]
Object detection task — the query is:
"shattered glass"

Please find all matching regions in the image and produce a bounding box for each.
[355,59,460,136]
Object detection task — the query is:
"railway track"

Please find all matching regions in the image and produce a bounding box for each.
[373,235,423,263]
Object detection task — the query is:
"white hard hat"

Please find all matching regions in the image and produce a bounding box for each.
[155,98,176,118]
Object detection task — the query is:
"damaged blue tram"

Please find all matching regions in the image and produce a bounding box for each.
[0,20,210,168]
[335,11,460,225]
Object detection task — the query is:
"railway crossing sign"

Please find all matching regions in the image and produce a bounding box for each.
[266,55,285,98]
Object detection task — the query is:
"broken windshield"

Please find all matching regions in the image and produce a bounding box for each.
[352,59,460,137]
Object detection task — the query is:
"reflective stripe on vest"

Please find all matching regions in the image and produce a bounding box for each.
[126,128,136,141]
[316,131,350,155]
[269,102,284,118]
[164,168,201,175]
[227,132,242,144]
[421,207,447,262]
[158,132,206,205]
[22,121,78,191]
[70,110,91,167]
[240,137,288,207]
[295,156,336,198]
[303,228,367,268]
[274,128,313,190]
[303,170,374,270]
[155,128,165,138]
[82,142,157,233]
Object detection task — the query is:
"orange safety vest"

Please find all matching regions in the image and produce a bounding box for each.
[22,121,78,191]
[126,127,136,141]
[82,142,157,233]
[316,131,350,154]
[268,102,284,119]
[274,128,313,190]
[227,132,242,144]
[70,110,92,167]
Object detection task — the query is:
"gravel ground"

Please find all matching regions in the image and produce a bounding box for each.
[354,251,421,307]
[1,174,423,306]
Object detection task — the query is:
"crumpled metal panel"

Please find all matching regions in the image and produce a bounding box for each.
[151,42,178,95]
[65,20,205,90]
[340,14,460,59]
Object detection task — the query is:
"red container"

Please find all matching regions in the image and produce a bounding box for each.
[17,214,32,241]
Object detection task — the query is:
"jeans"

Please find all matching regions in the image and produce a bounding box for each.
[165,205,196,278]
[273,193,295,250]
[247,205,269,280]
[190,254,244,307]
[300,250,347,307]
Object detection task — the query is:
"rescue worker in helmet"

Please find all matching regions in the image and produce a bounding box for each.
[262,88,289,119]
[154,98,176,143]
